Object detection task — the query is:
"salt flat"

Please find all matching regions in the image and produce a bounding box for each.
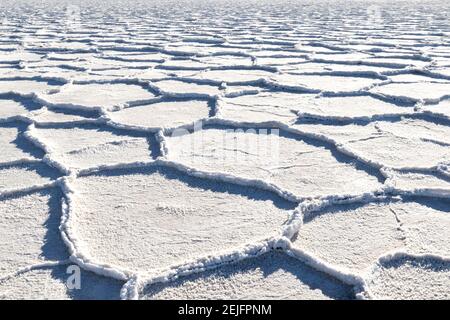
[0,0,449,300]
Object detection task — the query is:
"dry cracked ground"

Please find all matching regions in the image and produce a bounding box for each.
[0,0,449,300]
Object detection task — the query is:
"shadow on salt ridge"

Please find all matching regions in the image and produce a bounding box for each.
[40,188,70,262]
[0,188,69,277]
[0,121,46,161]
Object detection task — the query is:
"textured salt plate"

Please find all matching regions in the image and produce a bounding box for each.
[271,74,382,93]
[160,59,207,69]
[134,68,171,80]
[142,252,353,300]
[220,92,311,123]
[296,95,414,120]
[247,48,305,57]
[0,68,48,78]
[104,52,167,62]
[362,57,430,69]
[293,201,405,273]
[366,39,419,47]
[197,56,254,67]
[293,44,338,54]
[182,36,225,44]
[0,51,43,63]
[220,100,298,123]
[53,138,152,170]
[68,166,295,273]
[371,82,450,103]
[223,85,261,96]
[84,57,153,69]
[88,68,152,78]
[108,100,210,130]
[25,59,88,70]
[367,257,450,300]
[0,189,68,277]
[0,80,60,96]
[312,53,372,62]
[0,265,123,300]
[18,66,87,79]
[391,200,450,257]
[281,62,396,74]
[29,126,153,171]
[0,162,59,192]
[295,120,450,169]
[388,73,450,83]
[70,73,141,82]
[294,122,385,145]
[349,134,450,169]
[160,70,202,78]
[421,99,450,120]
[45,52,96,61]
[389,171,450,196]
[0,100,29,119]
[165,128,382,198]
[152,80,222,97]
[256,57,307,66]
[294,198,450,273]
[375,118,450,146]
[30,108,95,125]
[222,91,315,111]
[163,45,214,56]
[33,41,92,52]
[192,69,274,83]
[183,45,245,56]
[429,57,450,68]
[39,83,156,111]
